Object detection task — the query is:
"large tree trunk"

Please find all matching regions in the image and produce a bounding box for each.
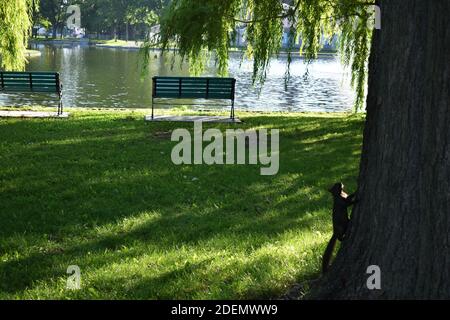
[312,0,449,299]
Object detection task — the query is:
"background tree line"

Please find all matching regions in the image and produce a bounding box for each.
[32,0,168,40]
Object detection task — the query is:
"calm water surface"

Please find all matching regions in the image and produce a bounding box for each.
[0,44,356,112]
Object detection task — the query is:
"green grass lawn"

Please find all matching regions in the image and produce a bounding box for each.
[0,108,364,299]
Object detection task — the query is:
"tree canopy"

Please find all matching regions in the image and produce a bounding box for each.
[153,0,377,109]
[0,0,33,71]
[35,0,166,39]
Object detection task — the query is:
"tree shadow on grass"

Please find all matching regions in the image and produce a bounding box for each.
[0,114,364,298]
[0,184,328,295]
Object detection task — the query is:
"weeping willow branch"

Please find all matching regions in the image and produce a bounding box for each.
[149,0,375,110]
[0,0,32,71]
[229,0,301,24]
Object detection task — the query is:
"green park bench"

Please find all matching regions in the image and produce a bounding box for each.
[151,76,236,120]
[0,71,63,115]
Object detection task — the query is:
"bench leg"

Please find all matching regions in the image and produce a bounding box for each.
[58,93,63,115]
[230,100,235,121]
[152,97,154,120]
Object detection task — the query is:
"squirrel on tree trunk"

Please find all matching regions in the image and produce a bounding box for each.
[322,182,357,274]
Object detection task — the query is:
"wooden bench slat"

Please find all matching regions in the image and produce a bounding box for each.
[153,76,234,79]
[155,85,233,90]
[156,85,181,89]
[2,82,56,87]
[1,83,53,86]
[1,88,57,93]
[3,78,56,81]
[2,85,58,89]
[2,73,57,76]
[1,71,59,75]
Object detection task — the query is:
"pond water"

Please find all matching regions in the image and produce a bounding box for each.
[0,44,356,112]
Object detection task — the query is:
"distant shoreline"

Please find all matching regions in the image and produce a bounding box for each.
[25,49,41,57]
[29,39,338,56]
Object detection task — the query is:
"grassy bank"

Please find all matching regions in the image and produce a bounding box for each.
[0,108,364,299]
[25,50,42,58]
[92,39,142,48]
[30,38,338,56]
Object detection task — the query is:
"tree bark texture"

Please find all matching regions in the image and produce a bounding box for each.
[312,0,450,299]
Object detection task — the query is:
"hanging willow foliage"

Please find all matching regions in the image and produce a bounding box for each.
[0,0,33,71]
[146,0,375,110]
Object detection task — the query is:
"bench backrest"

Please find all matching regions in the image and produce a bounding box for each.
[152,77,235,100]
[0,72,61,93]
